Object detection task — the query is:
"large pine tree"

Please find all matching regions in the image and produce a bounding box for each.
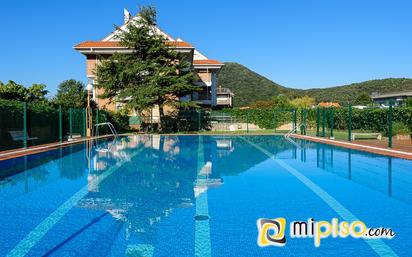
[95,6,198,128]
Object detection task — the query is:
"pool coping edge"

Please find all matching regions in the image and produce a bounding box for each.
[0,134,116,161]
[2,133,411,161]
[291,134,412,160]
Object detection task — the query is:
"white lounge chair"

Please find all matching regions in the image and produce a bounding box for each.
[9,130,38,144]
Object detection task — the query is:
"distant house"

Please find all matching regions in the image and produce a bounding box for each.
[371,91,412,106]
[318,102,341,108]
[74,9,233,112]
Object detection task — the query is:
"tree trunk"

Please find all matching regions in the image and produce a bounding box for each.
[158,104,165,132]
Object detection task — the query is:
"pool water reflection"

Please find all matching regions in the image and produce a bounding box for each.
[0,135,410,256]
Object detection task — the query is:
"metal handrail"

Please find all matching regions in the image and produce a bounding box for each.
[284,136,301,149]
[283,123,304,149]
[93,122,118,138]
[92,122,118,152]
[284,123,304,138]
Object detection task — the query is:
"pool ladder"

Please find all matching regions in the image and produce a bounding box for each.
[284,123,304,138]
[92,122,118,152]
[92,122,118,138]
[284,123,304,149]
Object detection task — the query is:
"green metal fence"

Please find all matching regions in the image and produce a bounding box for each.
[303,103,412,150]
[28,104,60,146]
[137,108,296,134]
[0,100,110,151]
[62,108,86,139]
[0,100,24,150]
[207,106,410,150]
[139,109,210,133]
[1,98,410,151]
[210,108,295,133]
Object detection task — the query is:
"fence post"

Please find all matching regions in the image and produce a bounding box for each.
[246,110,249,133]
[96,108,99,124]
[82,108,86,137]
[59,106,62,143]
[300,108,304,135]
[303,109,307,135]
[388,100,393,148]
[197,109,201,131]
[322,108,326,137]
[330,107,334,139]
[23,102,27,148]
[150,109,153,133]
[293,109,297,131]
[348,149,352,180]
[348,104,352,142]
[316,107,320,136]
[69,108,73,140]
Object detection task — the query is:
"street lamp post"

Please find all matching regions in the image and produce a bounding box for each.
[86,82,93,137]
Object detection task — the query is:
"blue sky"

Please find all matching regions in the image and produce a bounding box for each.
[1,0,411,96]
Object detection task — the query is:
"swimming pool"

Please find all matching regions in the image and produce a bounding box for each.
[0,135,410,256]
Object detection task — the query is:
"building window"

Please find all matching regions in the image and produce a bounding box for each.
[115,103,124,111]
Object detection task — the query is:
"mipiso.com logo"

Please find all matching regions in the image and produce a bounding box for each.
[257,217,395,247]
[256,218,287,247]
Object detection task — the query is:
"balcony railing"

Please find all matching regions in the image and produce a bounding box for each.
[217,87,232,94]
[183,87,233,107]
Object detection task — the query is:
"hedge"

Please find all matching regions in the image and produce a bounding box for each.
[0,99,132,150]
[217,107,412,135]
[330,107,412,135]
[214,108,293,129]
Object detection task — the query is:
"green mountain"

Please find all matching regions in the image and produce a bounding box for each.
[217,62,296,106]
[217,62,412,106]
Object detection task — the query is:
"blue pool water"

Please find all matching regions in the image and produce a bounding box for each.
[0,135,410,257]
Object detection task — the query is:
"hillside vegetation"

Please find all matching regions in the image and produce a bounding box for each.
[217,62,412,107]
[216,62,297,106]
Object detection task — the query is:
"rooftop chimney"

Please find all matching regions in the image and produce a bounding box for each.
[124,9,132,24]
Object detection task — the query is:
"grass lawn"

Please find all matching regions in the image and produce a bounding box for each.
[306,129,387,141]
[137,129,385,143]
[158,129,289,135]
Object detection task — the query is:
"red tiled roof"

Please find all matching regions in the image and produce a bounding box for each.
[193,59,223,65]
[318,102,341,108]
[165,41,193,48]
[74,40,193,49]
[74,41,121,48]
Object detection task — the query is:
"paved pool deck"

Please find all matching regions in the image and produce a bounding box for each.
[292,134,412,160]
[1,133,411,161]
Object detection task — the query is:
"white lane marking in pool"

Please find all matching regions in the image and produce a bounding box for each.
[7,149,139,257]
[195,191,211,257]
[242,137,398,257]
[195,136,212,257]
[126,244,154,257]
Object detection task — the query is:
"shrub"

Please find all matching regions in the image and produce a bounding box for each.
[215,108,293,129]
[217,106,412,133]
[392,122,410,135]
[105,110,130,132]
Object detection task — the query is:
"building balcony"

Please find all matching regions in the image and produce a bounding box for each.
[216,87,233,107]
[217,87,232,94]
[195,99,212,105]
[194,81,212,87]
[180,92,212,105]
[180,87,233,107]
